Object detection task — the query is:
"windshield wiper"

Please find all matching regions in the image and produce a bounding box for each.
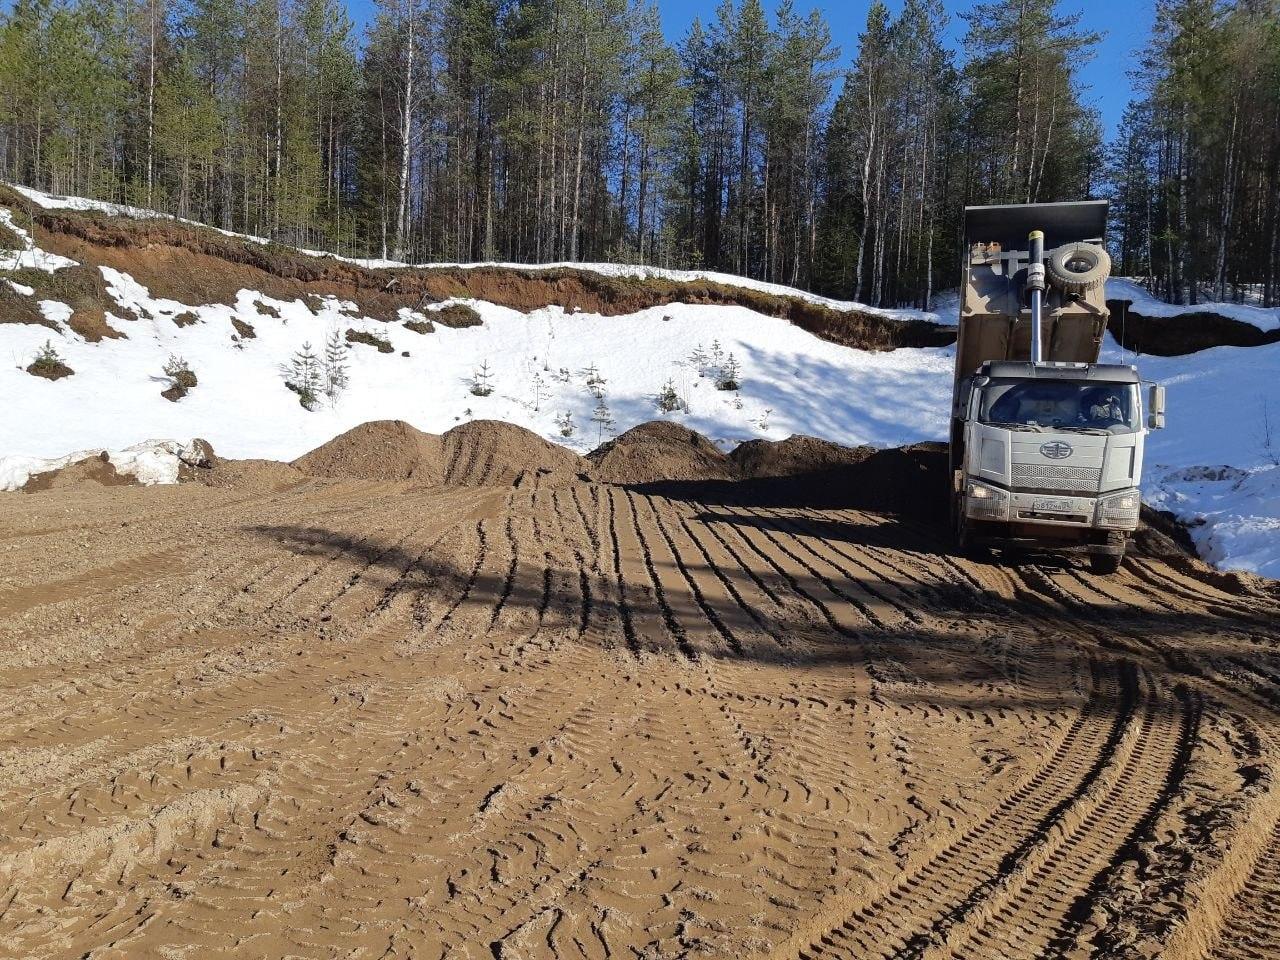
[984,421,1046,433]
[1055,426,1116,436]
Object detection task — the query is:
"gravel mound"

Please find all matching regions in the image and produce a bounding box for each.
[442,420,583,486]
[201,459,306,491]
[587,421,738,485]
[292,420,445,483]
[730,434,875,479]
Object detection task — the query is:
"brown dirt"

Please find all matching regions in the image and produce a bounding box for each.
[231,317,256,339]
[67,307,128,342]
[20,451,134,492]
[730,433,877,479]
[587,420,738,484]
[291,420,445,484]
[403,318,433,334]
[345,328,394,353]
[198,457,306,490]
[0,279,51,329]
[1108,299,1280,354]
[440,419,583,486]
[0,455,1276,959]
[26,359,74,380]
[291,419,584,489]
[433,303,483,328]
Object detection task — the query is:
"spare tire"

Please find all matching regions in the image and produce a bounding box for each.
[1046,242,1111,295]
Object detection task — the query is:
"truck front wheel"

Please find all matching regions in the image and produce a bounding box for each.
[1089,534,1126,575]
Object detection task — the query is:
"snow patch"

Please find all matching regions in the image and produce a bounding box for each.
[0,207,77,272]
[1147,464,1280,579]
[0,439,200,492]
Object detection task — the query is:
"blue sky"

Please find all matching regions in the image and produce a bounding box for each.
[344,0,1149,139]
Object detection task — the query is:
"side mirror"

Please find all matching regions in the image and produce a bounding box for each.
[1147,383,1166,430]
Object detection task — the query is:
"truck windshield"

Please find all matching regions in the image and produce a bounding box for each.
[979,379,1139,433]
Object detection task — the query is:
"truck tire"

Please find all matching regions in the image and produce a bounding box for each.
[1089,542,1125,575]
[1047,242,1111,296]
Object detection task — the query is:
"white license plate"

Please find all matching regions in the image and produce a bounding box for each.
[1032,498,1073,513]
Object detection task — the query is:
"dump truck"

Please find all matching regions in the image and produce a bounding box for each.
[950,200,1167,574]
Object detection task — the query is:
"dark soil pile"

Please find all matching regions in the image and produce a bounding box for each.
[26,358,75,380]
[730,434,876,479]
[587,421,738,485]
[441,420,583,486]
[292,420,445,483]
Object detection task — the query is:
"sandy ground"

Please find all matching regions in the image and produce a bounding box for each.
[2,472,1279,959]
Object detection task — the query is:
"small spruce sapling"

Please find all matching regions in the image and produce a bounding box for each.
[716,353,740,391]
[656,378,685,413]
[531,371,547,411]
[163,354,197,389]
[582,363,607,399]
[471,360,495,396]
[555,411,576,437]
[30,340,65,374]
[591,398,615,444]
[288,341,322,410]
[323,328,350,401]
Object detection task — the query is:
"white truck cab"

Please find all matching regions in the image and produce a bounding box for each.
[950,202,1166,573]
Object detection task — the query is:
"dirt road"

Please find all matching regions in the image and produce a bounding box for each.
[1,474,1278,959]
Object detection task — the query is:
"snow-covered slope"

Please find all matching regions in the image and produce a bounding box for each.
[2,187,1276,577]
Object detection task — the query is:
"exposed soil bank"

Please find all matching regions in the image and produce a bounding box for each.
[14,199,953,352]
[1107,299,1280,354]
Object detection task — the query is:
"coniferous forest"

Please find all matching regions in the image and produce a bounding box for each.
[2,0,1278,307]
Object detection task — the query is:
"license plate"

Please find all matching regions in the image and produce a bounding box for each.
[1032,498,1073,513]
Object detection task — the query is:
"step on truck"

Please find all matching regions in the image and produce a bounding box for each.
[950,200,1167,574]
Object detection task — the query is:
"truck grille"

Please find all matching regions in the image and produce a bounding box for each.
[1011,463,1102,492]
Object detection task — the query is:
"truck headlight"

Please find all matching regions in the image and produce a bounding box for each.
[966,481,1008,520]
[1096,490,1141,528]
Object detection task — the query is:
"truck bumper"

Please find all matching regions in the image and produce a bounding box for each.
[963,484,1141,533]
[968,524,1128,556]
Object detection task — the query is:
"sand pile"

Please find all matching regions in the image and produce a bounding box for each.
[441,420,583,486]
[292,420,445,483]
[587,421,738,485]
[730,434,876,479]
[291,419,584,487]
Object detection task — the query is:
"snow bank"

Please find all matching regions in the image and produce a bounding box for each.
[1108,277,1280,332]
[1146,465,1280,579]
[0,273,953,463]
[0,439,196,492]
[1100,336,1280,577]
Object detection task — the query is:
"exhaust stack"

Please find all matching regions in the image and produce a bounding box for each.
[1028,229,1045,364]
